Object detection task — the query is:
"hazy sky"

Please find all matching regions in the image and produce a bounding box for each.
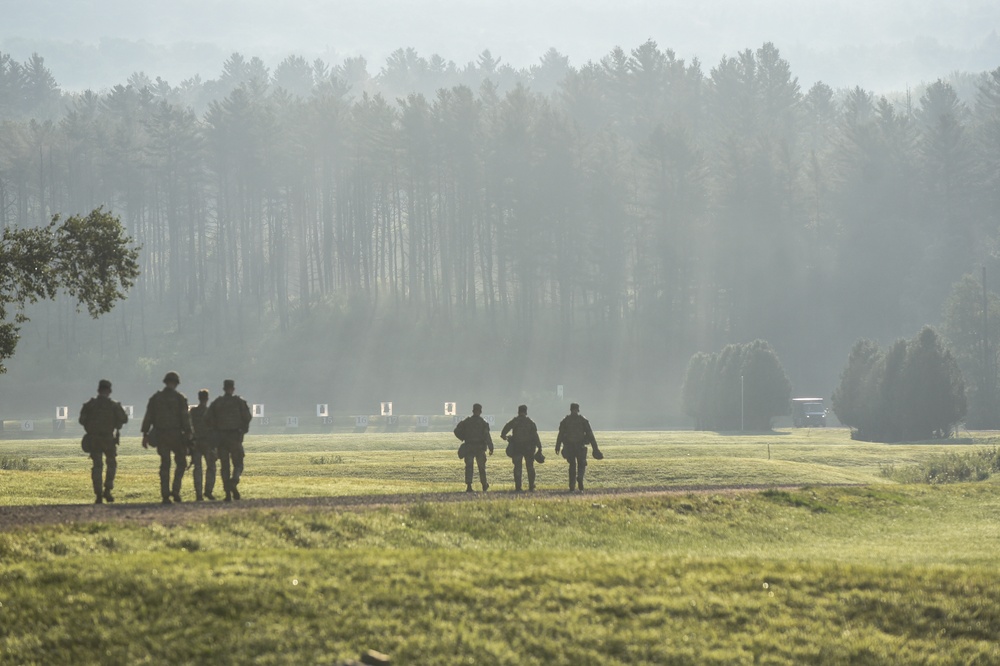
[2,0,999,92]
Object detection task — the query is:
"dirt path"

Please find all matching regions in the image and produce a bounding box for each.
[0,484,823,531]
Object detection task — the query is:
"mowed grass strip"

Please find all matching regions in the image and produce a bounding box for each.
[2,486,1000,664]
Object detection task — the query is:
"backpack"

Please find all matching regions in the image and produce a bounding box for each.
[562,415,587,444]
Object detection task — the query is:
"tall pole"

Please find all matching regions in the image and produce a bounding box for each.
[984,266,992,421]
[741,375,744,432]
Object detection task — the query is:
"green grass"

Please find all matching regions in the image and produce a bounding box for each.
[0,427,989,504]
[3,429,1000,663]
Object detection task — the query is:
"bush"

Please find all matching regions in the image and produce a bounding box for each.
[681,340,791,431]
[832,327,966,442]
[0,456,33,470]
[882,447,1000,484]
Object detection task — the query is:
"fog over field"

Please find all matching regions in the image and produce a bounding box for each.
[3,0,999,91]
[1,0,999,428]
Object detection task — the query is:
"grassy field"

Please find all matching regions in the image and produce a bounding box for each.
[2,427,995,504]
[2,429,1000,664]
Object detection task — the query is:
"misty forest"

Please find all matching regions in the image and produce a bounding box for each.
[2,41,1000,426]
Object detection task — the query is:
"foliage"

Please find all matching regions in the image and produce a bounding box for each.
[880,446,1000,484]
[941,273,1000,427]
[0,207,140,372]
[681,340,791,430]
[832,327,967,442]
[0,456,32,470]
[0,44,997,419]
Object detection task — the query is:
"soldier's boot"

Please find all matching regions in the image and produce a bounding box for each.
[232,484,241,501]
[205,492,216,501]
[94,495,103,504]
[465,484,474,493]
[527,469,536,492]
[224,491,233,502]
[162,496,172,505]
[196,493,204,502]
[479,469,489,492]
[568,468,576,492]
[577,470,585,492]
[103,488,115,503]
[171,492,183,503]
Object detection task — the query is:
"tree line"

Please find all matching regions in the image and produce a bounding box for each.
[1,42,999,422]
[832,327,966,442]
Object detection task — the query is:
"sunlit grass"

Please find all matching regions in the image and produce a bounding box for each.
[2,486,1000,663]
[1,428,989,505]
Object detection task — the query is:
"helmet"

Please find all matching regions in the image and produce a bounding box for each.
[223,379,235,390]
[98,379,112,392]
[163,371,181,384]
[534,450,546,464]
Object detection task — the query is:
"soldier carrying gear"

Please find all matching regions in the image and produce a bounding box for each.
[189,388,218,501]
[555,402,603,492]
[79,379,129,504]
[141,371,193,504]
[206,378,252,502]
[501,404,542,491]
[453,403,494,492]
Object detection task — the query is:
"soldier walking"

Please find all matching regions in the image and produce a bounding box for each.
[454,403,494,492]
[555,402,603,492]
[141,371,193,504]
[189,388,218,501]
[206,379,252,501]
[500,404,542,491]
[78,379,129,504]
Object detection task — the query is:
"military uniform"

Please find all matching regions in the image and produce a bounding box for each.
[78,381,129,503]
[141,373,192,503]
[556,405,602,491]
[454,407,494,492]
[501,410,541,491]
[206,382,252,501]
[189,397,218,501]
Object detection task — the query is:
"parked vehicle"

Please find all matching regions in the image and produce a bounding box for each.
[791,398,827,427]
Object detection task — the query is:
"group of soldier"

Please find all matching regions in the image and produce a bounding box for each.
[79,375,601,502]
[454,402,603,492]
[78,372,251,505]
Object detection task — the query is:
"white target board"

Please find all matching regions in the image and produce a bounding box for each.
[557,384,564,399]
[286,416,299,428]
[444,402,457,416]
[252,404,265,418]
[316,404,329,418]
[380,401,393,416]
[484,415,496,426]
[355,415,369,427]
[21,420,34,432]
[56,406,68,420]
[124,405,134,419]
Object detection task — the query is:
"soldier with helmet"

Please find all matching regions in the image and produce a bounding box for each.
[453,403,494,492]
[500,404,543,491]
[206,379,252,501]
[188,388,218,501]
[555,402,603,492]
[78,379,129,504]
[141,371,193,504]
